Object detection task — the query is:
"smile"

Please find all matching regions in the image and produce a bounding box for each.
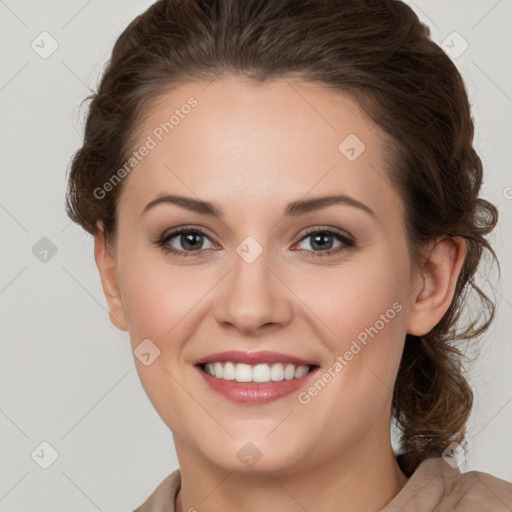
[196,362,320,404]
[201,361,315,382]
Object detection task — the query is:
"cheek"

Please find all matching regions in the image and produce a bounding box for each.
[310,253,407,333]
[117,247,215,348]
[298,253,409,423]
[306,246,410,376]
[116,248,206,418]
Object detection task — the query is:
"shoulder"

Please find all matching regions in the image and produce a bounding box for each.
[132,469,181,512]
[453,465,512,511]
[383,457,512,511]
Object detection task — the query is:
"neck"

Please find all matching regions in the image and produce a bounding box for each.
[174,430,409,512]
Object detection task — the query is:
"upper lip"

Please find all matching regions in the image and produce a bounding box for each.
[195,350,319,367]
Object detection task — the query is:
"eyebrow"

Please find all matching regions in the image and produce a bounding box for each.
[141,193,376,219]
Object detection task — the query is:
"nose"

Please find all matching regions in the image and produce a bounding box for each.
[213,242,294,335]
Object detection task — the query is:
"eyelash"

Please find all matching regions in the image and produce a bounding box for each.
[154,226,357,259]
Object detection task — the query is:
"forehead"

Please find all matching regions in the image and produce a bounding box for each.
[118,75,402,225]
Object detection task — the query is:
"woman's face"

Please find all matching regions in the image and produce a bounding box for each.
[98,75,427,474]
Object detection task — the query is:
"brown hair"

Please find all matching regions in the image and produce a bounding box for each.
[65,0,499,476]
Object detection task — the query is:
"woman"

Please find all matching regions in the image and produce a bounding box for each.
[65,0,512,510]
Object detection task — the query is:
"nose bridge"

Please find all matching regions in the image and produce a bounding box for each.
[213,232,292,331]
[230,233,276,304]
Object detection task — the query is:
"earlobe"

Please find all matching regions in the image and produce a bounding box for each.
[406,236,467,336]
[93,221,128,332]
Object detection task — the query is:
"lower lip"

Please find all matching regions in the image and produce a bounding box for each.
[196,365,319,404]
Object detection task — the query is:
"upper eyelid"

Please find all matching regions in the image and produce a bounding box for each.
[298,226,353,240]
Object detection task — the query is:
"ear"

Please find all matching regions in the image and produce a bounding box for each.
[406,236,467,336]
[93,221,128,332]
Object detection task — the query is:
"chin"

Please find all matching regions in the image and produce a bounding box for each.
[197,436,310,475]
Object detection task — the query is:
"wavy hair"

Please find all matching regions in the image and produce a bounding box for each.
[65,0,500,476]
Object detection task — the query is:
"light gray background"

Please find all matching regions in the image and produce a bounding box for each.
[0,0,511,510]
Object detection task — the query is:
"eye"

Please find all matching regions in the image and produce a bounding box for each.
[293,228,356,258]
[154,226,216,258]
[153,226,357,259]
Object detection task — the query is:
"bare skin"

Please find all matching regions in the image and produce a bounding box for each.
[94,75,467,511]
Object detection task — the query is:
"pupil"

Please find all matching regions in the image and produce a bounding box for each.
[182,233,202,250]
[312,234,333,250]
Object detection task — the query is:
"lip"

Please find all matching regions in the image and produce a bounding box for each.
[194,350,318,366]
[196,364,320,404]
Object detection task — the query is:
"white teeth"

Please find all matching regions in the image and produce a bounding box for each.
[284,364,296,380]
[294,365,309,378]
[270,363,284,381]
[222,362,236,380]
[214,362,223,379]
[253,364,270,382]
[235,363,253,382]
[203,362,313,382]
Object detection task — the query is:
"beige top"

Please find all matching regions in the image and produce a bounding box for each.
[132,457,512,511]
